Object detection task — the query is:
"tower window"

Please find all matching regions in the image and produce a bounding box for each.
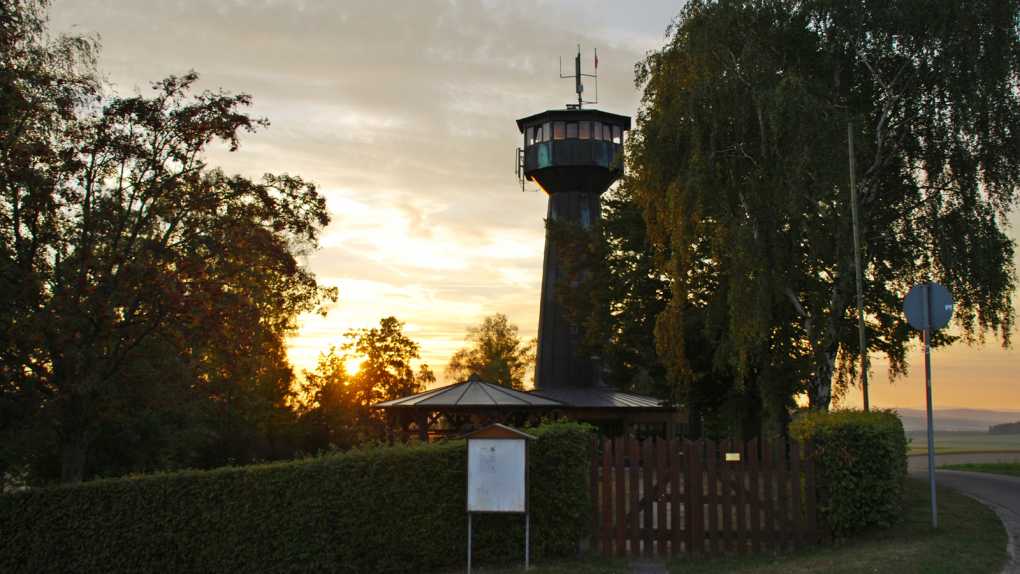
[612,125,622,144]
[566,122,578,139]
[534,125,543,143]
[553,121,565,140]
[579,121,590,139]
[542,122,551,142]
[527,127,535,146]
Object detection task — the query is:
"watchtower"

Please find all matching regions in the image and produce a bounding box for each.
[516,48,630,390]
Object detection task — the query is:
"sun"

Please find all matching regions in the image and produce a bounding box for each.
[344,356,364,375]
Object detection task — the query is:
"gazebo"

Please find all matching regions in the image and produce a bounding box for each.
[374,72,687,441]
[372,374,684,441]
[373,374,564,441]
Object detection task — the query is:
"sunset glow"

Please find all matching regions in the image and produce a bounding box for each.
[49,0,1019,411]
[344,356,363,376]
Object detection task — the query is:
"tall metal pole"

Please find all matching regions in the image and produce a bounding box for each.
[923,283,938,528]
[848,122,869,411]
[467,513,472,573]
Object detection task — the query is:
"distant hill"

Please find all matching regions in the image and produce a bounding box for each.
[989,422,1020,434]
[894,408,1020,432]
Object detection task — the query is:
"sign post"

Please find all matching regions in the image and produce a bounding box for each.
[465,424,537,572]
[903,282,954,529]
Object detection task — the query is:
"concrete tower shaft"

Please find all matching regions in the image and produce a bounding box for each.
[516,109,630,389]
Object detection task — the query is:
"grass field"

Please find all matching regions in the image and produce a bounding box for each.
[906,430,1020,455]
[940,462,1020,477]
[479,478,1007,574]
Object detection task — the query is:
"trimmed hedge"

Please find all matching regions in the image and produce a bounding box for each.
[790,409,908,538]
[0,421,593,573]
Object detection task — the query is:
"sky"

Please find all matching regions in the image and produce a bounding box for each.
[49,0,1018,412]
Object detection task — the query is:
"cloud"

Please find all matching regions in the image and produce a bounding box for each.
[38,3,632,377]
[44,0,678,381]
[47,1,1020,410]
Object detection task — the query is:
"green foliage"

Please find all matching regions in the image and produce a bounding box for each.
[549,187,669,397]
[345,316,434,402]
[790,409,907,537]
[0,421,593,574]
[1,0,335,484]
[297,317,436,450]
[630,0,1020,412]
[446,313,536,389]
[550,185,778,439]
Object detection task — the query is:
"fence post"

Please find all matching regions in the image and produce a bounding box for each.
[614,437,626,557]
[671,438,683,556]
[748,439,762,554]
[590,436,599,553]
[656,438,668,556]
[790,441,804,549]
[629,436,641,556]
[685,439,701,556]
[642,437,654,558]
[715,438,727,554]
[601,438,612,554]
[775,439,790,552]
[734,438,747,554]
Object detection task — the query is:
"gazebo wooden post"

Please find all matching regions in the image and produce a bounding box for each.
[415,409,429,443]
[385,412,395,445]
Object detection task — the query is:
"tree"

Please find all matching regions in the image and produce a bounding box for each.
[296,347,362,451]
[0,0,100,487]
[1,1,335,482]
[552,178,778,438]
[446,313,535,390]
[298,317,435,448]
[348,316,435,402]
[629,0,1019,414]
[548,188,666,392]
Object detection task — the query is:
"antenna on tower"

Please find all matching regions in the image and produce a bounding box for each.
[559,45,598,109]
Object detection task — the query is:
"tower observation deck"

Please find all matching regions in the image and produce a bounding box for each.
[371,51,678,440]
[516,104,630,389]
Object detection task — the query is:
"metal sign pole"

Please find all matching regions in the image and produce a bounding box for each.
[467,513,472,573]
[903,281,953,530]
[524,512,530,570]
[923,283,938,529]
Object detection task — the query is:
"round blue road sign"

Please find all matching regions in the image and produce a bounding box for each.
[903,282,954,331]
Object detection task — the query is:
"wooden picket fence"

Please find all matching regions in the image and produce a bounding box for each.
[590,437,818,558]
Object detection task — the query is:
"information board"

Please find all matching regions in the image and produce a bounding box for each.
[467,438,526,512]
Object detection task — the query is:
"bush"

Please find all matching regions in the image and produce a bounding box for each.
[789,409,907,538]
[0,421,593,573]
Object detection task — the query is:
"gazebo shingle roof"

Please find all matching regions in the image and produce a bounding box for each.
[372,374,563,409]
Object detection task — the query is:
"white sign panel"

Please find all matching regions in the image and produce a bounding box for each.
[467,439,526,512]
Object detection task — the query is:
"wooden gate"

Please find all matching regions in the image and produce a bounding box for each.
[590,437,818,558]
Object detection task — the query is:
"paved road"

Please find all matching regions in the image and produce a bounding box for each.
[910,466,1020,574]
[908,452,1020,474]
